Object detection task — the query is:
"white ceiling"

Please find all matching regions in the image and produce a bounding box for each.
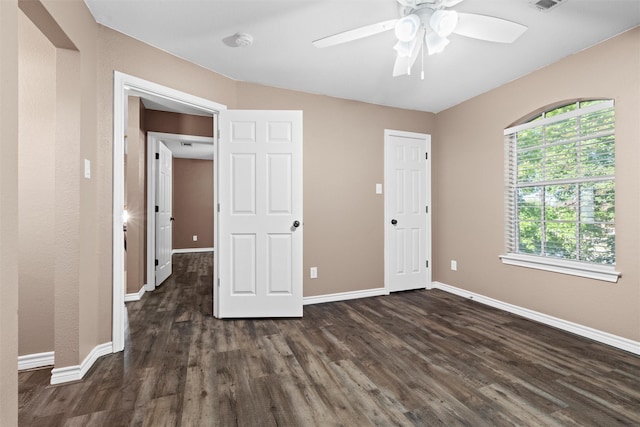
[86,0,640,113]
[156,134,214,160]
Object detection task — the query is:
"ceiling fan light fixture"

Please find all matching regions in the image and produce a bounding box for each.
[430,10,458,37]
[425,31,450,55]
[395,14,421,42]
[393,37,418,57]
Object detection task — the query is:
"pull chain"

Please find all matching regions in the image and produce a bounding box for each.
[421,37,425,80]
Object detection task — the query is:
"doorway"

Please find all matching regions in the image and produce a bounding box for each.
[146,132,215,292]
[112,72,225,352]
[384,129,432,293]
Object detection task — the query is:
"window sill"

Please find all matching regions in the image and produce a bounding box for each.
[499,253,620,283]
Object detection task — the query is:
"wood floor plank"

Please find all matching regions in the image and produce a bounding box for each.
[17,253,640,426]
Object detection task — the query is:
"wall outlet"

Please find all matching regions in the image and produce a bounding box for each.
[451,260,457,271]
[192,235,198,241]
[310,267,318,279]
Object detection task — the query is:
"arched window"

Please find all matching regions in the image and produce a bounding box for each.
[501,100,620,282]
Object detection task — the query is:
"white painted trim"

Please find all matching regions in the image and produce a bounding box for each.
[172,247,215,254]
[124,286,146,302]
[18,351,54,371]
[303,288,387,305]
[500,253,620,283]
[113,71,225,352]
[146,132,158,293]
[50,342,113,385]
[504,100,614,135]
[431,281,640,356]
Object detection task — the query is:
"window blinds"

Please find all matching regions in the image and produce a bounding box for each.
[504,100,615,264]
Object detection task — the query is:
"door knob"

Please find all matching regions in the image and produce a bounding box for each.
[293,220,300,228]
[391,219,397,225]
[170,217,175,222]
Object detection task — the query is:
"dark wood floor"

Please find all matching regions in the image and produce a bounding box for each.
[19,253,640,426]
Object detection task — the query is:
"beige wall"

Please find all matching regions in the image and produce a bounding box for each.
[145,110,214,138]
[433,27,640,342]
[235,83,436,296]
[144,109,216,252]
[172,159,215,249]
[18,10,56,356]
[1,0,19,423]
[125,96,146,294]
[34,0,98,368]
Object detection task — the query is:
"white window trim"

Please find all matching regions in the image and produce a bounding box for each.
[500,253,620,283]
[504,100,614,135]
[503,100,618,280]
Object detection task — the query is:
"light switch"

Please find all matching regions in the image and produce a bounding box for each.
[310,267,318,279]
[84,159,91,179]
[193,235,198,241]
[376,183,382,194]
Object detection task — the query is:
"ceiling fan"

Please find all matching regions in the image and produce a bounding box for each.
[312,0,527,78]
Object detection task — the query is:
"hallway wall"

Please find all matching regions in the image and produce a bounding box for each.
[172,158,214,250]
[17,10,56,357]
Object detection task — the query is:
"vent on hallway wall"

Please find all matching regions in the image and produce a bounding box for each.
[530,0,566,12]
[181,142,193,147]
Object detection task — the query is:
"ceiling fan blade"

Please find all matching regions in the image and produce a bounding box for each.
[393,29,424,77]
[440,0,465,7]
[313,19,398,48]
[453,13,527,43]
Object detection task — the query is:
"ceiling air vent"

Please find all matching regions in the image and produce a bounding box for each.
[530,0,566,12]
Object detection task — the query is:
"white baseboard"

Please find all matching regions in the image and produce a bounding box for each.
[431,281,640,356]
[18,351,54,371]
[50,342,113,385]
[125,285,146,302]
[172,247,214,254]
[304,287,387,305]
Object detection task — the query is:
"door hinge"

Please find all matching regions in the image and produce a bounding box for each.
[155,259,159,266]
[426,206,429,214]
[217,278,220,288]
[155,205,159,213]
[217,203,220,213]
[425,152,428,160]
[217,129,221,139]
[155,152,160,160]
[426,260,429,268]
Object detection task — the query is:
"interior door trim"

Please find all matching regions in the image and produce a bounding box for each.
[112,71,225,353]
[383,129,432,294]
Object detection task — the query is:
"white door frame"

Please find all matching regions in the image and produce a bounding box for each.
[383,129,432,294]
[112,71,225,352]
[146,132,215,292]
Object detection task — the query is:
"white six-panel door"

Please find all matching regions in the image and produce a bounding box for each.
[218,110,303,318]
[155,141,173,286]
[385,130,431,292]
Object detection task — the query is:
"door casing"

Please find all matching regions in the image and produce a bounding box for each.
[146,133,215,292]
[113,71,225,352]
